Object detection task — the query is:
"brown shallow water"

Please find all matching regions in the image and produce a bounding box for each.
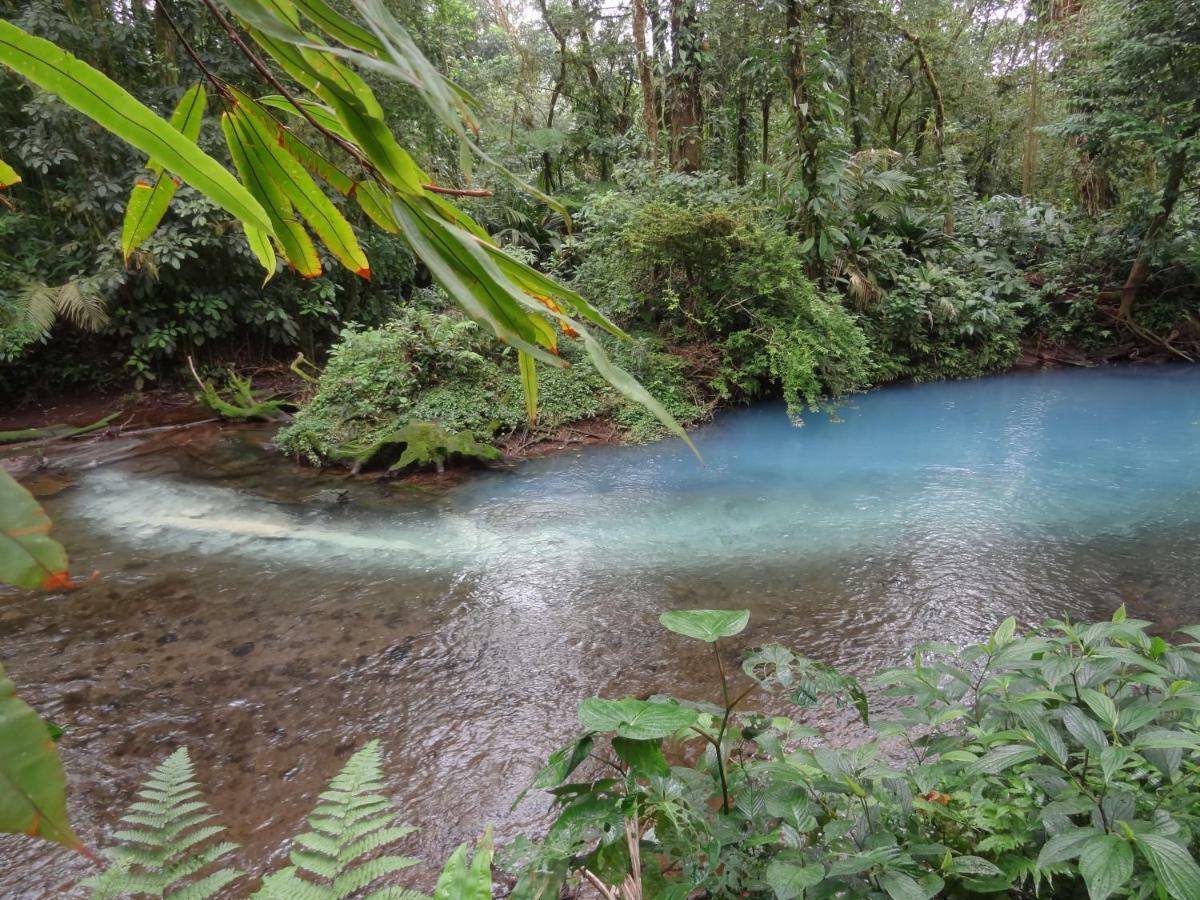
[3,369,1200,896]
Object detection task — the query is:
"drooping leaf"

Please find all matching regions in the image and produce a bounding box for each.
[0,20,271,234]
[231,91,368,276]
[660,609,750,643]
[577,698,699,740]
[222,109,322,278]
[0,469,79,590]
[120,83,207,262]
[518,351,538,426]
[0,662,83,853]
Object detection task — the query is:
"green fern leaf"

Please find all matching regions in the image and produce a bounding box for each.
[252,741,427,899]
[82,748,242,898]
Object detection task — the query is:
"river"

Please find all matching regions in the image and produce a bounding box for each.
[3,365,1200,894]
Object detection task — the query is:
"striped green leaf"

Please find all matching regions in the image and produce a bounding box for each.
[121,83,207,262]
[518,351,538,425]
[233,101,369,276]
[222,110,322,278]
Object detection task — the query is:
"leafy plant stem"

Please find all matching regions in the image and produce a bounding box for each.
[713,641,732,814]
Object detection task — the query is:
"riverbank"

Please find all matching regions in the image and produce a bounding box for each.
[1,348,1186,486]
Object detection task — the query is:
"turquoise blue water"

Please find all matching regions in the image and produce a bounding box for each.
[6,365,1200,891]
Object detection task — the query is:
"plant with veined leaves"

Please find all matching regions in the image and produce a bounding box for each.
[505,608,1200,899]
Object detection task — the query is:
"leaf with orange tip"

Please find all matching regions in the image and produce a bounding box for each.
[0,157,20,189]
[0,660,86,855]
[0,469,82,591]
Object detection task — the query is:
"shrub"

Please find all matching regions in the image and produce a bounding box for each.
[864,263,1024,382]
[568,179,874,418]
[508,607,1200,899]
[278,306,708,468]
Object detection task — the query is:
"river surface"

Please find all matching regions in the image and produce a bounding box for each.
[3,366,1200,895]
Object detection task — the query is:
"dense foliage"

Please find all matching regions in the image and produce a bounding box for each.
[3,0,1198,460]
[507,607,1200,899]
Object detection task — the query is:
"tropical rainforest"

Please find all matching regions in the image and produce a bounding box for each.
[1,0,1200,897]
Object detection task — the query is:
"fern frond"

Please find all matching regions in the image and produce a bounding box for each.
[82,748,243,899]
[12,278,109,333]
[252,741,425,900]
[14,282,58,331]
[54,278,109,330]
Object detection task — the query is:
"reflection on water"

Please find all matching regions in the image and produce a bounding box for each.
[3,366,1200,893]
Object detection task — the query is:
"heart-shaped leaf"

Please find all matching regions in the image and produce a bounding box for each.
[578,698,698,740]
[660,609,750,643]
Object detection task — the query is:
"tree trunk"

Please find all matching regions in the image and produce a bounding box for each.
[734,88,749,184]
[667,0,703,173]
[1120,147,1189,318]
[1021,16,1042,196]
[901,29,945,163]
[631,0,659,167]
[760,94,771,193]
[534,0,567,191]
[785,0,818,203]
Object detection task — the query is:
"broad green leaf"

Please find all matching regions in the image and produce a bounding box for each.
[879,870,927,900]
[433,827,492,900]
[1135,833,1200,900]
[120,83,207,262]
[0,662,83,853]
[765,859,823,899]
[0,470,79,590]
[1063,706,1109,754]
[518,351,538,426]
[0,157,19,188]
[1133,729,1200,751]
[950,856,1004,877]
[577,698,698,740]
[1080,688,1118,730]
[0,20,271,234]
[660,609,750,642]
[612,737,669,778]
[1037,828,1103,869]
[966,744,1039,776]
[1079,835,1133,900]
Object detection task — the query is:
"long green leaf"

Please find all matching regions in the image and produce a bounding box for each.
[518,351,538,426]
[233,99,369,276]
[121,83,207,262]
[0,20,271,235]
[222,110,321,277]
